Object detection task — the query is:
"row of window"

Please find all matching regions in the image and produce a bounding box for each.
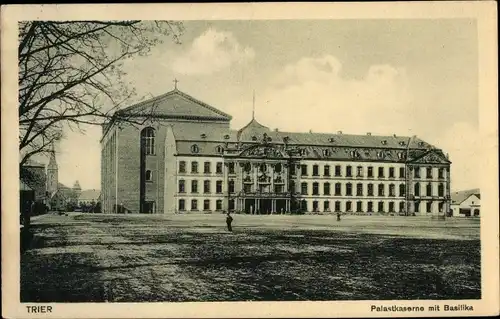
[179,180,224,194]
[179,161,224,174]
[177,199,444,213]
[179,199,223,211]
[299,164,445,179]
[298,182,445,197]
[308,200,444,213]
[176,179,445,197]
[176,160,447,180]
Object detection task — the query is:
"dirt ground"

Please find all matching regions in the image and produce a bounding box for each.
[20,213,480,302]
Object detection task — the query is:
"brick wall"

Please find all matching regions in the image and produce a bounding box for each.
[101,118,229,214]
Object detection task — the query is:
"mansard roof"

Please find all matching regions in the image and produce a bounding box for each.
[115,89,232,122]
[175,118,447,162]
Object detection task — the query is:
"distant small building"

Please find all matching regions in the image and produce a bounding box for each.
[77,189,101,206]
[49,183,79,211]
[450,188,480,217]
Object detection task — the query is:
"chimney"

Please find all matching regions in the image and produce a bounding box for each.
[337,131,342,134]
[274,128,279,132]
[309,129,313,133]
[367,132,371,136]
[393,134,397,137]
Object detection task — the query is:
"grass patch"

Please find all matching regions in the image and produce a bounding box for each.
[21,213,480,302]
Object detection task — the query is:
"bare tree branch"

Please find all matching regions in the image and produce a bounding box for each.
[19,20,185,165]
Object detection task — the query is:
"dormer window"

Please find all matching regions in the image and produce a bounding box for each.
[350,150,360,158]
[224,134,230,140]
[215,145,224,154]
[398,152,404,159]
[399,141,406,146]
[267,136,272,142]
[328,137,335,143]
[252,136,258,141]
[418,142,424,147]
[323,149,330,156]
[381,140,387,145]
[191,144,199,153]
[377,151,384,158]
[200,133,207,139]
[300,149,307,156]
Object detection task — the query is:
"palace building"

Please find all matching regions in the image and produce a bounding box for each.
[100,86,451,217]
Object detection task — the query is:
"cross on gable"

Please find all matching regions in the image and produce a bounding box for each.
[173,78,179,89]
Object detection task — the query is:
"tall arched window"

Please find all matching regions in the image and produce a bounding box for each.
[141,127,155,155]
[301,182,308,195]
[399,184,406,197]
[389,184,395,196]
[414,183,420,196]
[438,183,444,197]
[312,182,319,195]
[426,183,432,196]
[399,201,405,212]
[378,184,385,196]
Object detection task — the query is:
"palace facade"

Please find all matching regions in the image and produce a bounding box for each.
[100,88,451,216]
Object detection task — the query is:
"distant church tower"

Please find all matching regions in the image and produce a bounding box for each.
[46,145,58,195]
[73,180,82,198]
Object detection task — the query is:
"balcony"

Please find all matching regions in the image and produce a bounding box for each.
[237,191,291,198]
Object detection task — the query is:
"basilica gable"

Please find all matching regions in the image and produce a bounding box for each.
[115,88,232,122]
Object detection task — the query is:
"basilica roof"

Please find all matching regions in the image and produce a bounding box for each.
[115,89,232,122]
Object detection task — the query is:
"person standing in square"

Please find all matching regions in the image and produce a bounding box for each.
[226,212,233,232]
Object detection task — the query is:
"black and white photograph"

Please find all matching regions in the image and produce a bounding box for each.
[2,2,498,318]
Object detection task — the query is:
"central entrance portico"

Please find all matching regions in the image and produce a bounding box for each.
[223,131,301,214]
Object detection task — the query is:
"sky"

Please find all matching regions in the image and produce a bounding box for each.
[46,19,478,191]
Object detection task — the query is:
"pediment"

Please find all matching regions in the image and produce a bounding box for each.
[409,150,450,164]
[117,89,232,121]
[239,144,287,159]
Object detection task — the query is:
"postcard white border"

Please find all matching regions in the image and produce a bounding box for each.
[2,2,498,318]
